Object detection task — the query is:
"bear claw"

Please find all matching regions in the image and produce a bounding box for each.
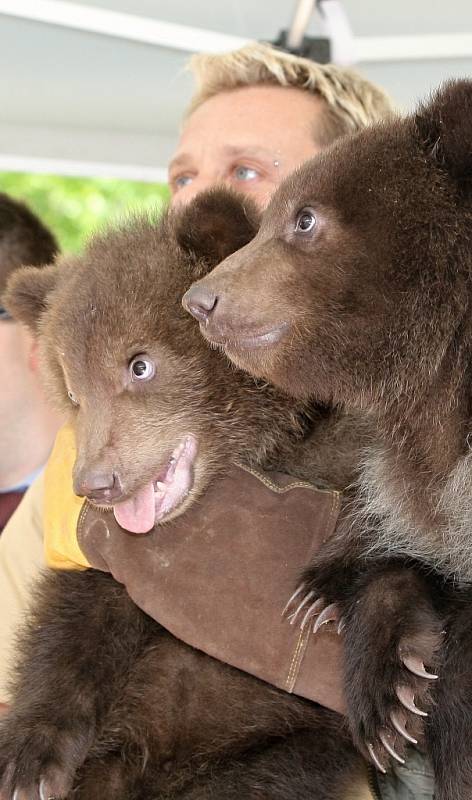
[390,709,418,745]
[281,584,305,617]
[313,602,340,633]
[287,589,315,624]
[366,742,386,774]
[300,598,326,629]
[396,685,428,716]
[283,588,343,634]
[362,649,437,771]
[401,654,438,680]
[40,777,58,800]
[378,729,405,764]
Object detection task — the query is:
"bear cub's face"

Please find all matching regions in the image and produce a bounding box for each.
[5,192,302,534]
[184,81,472,408]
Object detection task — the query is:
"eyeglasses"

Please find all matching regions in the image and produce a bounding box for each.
[0,307,12,320]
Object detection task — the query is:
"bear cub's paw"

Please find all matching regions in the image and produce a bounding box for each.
[345,623,442,773]
[340,569,443,773]
[283,553,362,635]
[0,716,93,799]
[284,562,444,772]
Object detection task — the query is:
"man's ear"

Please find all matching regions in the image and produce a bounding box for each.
[173,188,260,269]
[3,263,59,334]
[415,79,472,184]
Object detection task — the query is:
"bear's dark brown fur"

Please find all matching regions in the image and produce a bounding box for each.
[184,81,472,799]
[0,192,368,800]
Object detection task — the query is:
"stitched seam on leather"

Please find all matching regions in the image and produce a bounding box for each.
[286,629,304,691]
[324,491,340,543]
[285,624,310,692]
[288,493,342,692]
[77,499,91,539]
[235,462,341,498]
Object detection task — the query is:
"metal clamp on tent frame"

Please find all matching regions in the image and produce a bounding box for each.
[269,0,331,63]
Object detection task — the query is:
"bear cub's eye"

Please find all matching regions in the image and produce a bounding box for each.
[129,354,156,382]
[67,390,79,406]
[295,207,317,234]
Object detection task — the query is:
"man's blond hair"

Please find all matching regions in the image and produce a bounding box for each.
[188,42,394,146]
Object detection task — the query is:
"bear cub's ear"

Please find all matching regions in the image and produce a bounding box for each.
[174,188,260,268]
[415,79,472,183]
[3,263,59,334]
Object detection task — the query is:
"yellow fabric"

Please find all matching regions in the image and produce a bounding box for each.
[0,473,46,700]
[345,767,376,800]
[43,424,90,570]
[357,788,375,800]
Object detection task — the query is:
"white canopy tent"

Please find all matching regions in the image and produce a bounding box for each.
[0,0,471,183]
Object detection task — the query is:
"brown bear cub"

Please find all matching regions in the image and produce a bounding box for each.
[184,80,472,799]
[0,193,367,800]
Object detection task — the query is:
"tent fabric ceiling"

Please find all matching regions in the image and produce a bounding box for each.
[0,0,471,181]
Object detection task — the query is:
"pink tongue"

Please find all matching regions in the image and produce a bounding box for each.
[113,481,156,534]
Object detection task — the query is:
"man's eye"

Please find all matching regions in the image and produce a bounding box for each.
[173,174,193,189]
[233,165,259,182]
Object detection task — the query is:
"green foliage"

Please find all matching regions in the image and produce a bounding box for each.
[0,172,170,253]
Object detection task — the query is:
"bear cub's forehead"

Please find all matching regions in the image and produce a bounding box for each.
[48,275,186,369]
[267,119,417,220]
[53,227,184,330]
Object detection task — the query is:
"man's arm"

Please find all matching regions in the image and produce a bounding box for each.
[0,473,45,703]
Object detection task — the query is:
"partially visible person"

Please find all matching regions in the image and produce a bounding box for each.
[169,43,392,210]
[0,193,60,532]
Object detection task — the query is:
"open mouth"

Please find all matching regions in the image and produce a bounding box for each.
[112,435,198,534]
[202,321,289,351]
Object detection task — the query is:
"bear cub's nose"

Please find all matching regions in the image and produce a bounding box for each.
[75,469,123,503]
[182,286,217,323]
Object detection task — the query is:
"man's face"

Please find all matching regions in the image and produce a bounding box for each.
[0,318,36,425]
[169,85,326,209]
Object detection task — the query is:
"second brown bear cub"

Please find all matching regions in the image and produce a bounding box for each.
[184,80,472,799]
[0,193,366,799]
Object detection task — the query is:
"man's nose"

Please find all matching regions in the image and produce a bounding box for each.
[182,285,218,323]
[74,468,123,503]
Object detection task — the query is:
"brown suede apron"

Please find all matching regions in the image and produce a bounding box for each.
[77,463,346,714]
